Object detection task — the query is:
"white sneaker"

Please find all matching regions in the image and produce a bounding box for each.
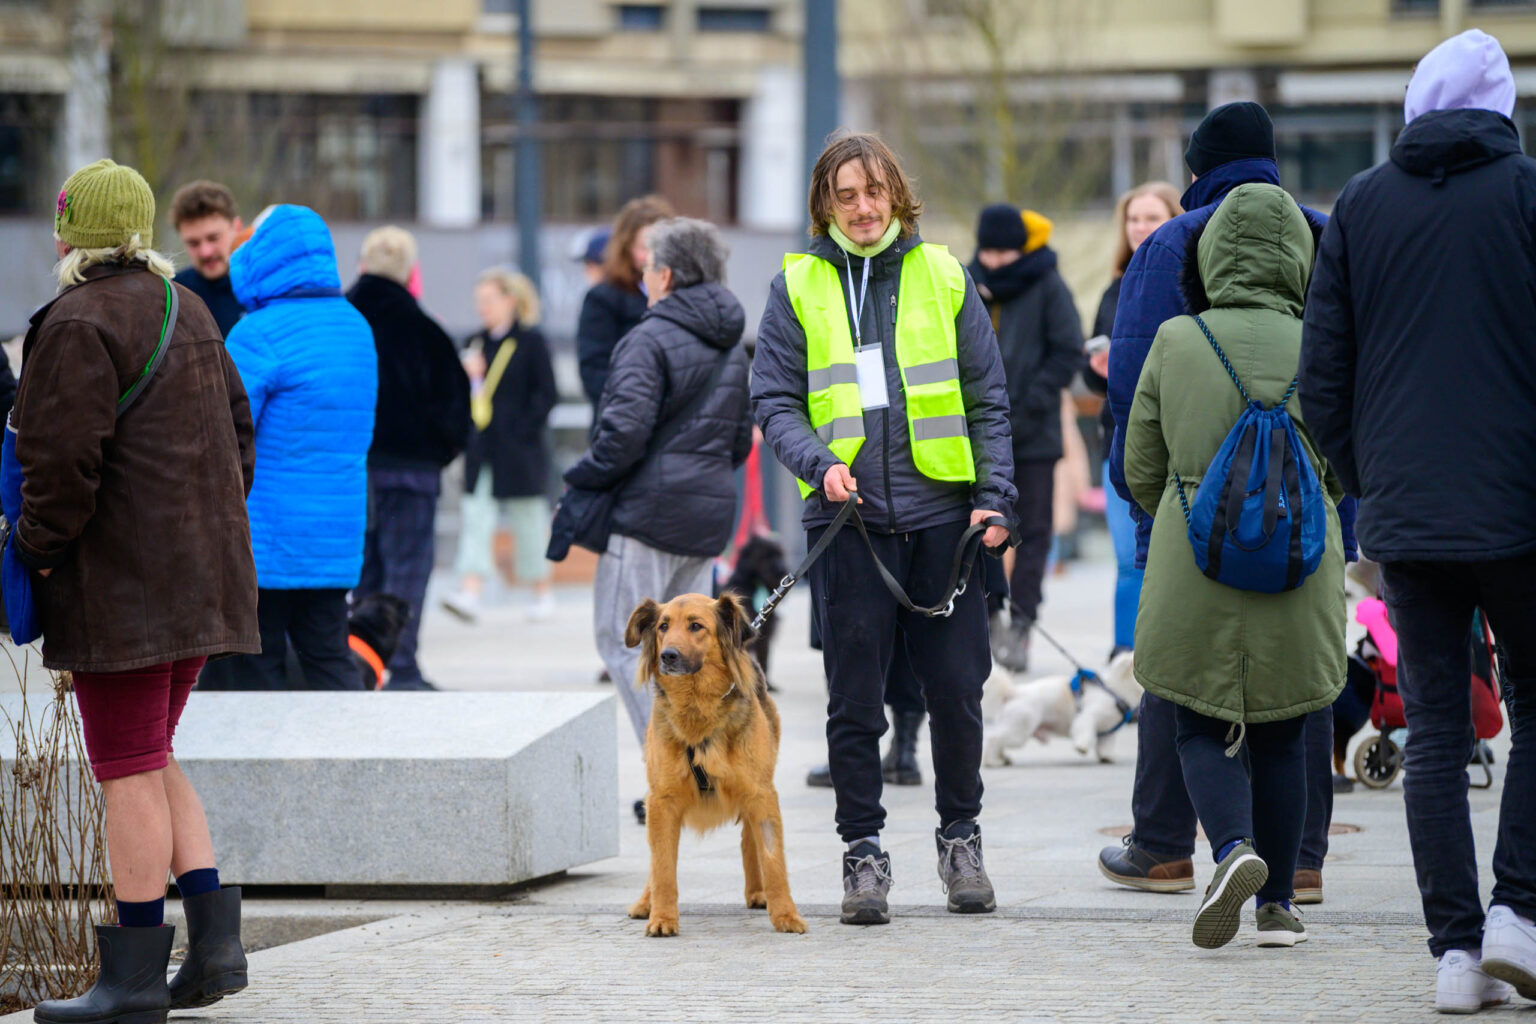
[1436,949,1513,1014]
[440,590,480,624]
[525,591,557,622]
[1483,904,1536,1001]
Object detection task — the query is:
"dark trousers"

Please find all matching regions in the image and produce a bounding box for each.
[356,472,439,689]
[810,519,990,842]
[1133,693,1333,864]
[886,630,924,715]
[1175,706,1307,904]
[197,588,357,691]
[1382,556,1536,956]
[1009,458,1055,623]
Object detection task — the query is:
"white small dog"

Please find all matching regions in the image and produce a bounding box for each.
[982,651,1139,766]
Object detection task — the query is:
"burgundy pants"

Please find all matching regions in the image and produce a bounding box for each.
[72,658,207,782]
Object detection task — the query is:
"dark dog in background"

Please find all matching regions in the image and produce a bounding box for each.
[722,535,788,689]
[282,592,412,690]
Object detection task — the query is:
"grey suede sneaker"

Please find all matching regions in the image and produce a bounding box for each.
[841,841,892,925]
[1192,841,1268,949]
[1256,901,1308,947]
[936,821,996,914]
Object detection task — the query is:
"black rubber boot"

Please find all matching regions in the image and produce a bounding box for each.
[805,764,833,788]
[33,923,173,1024]
[168,887,248,1009]
[881,711,924,786]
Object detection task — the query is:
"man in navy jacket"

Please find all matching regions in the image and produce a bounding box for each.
[1098,102,1345,903]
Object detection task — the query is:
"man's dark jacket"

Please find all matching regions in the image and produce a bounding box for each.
[564,282,753,558]
[576,281,648,406]
[463,324,558,499]
[174,266,243,338]
[1301,108,1536,563]
[346,273,471,471]
[969,246,1083,464]
[753,232,1016,533]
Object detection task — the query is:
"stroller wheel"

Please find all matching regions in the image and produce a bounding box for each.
[1355,734,1403,789]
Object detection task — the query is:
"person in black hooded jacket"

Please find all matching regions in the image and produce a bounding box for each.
[969,204,1083,672]
[346,226,471,690]
[1300,29,1536,1011]
[565,217,753,757]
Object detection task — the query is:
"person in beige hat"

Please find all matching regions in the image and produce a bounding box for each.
[24,159,260,1023]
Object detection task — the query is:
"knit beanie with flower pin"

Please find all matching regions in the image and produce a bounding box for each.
[55,159,157,250]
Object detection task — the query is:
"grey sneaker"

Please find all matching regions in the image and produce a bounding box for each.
[841,842,892,925]
[990,618,1031,673]
[1256,901,1308,947]
[1192,841,1268,949]
[936,821,996,914]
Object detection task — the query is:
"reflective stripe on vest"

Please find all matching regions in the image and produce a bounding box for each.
[783,242,975,498]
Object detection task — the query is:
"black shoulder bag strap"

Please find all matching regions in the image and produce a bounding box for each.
[116,277,178,418]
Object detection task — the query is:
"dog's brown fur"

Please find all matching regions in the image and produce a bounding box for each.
[623,592,806,937]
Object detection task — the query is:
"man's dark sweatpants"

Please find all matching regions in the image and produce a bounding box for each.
[810,518,991,842]
[1382,556,1536,956]
[1009,458,1054,624]
[355,468,440,690]
[1132,694,1333,864]
[197,588,357,691]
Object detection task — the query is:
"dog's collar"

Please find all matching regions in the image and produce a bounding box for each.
[1069,668,1136,738]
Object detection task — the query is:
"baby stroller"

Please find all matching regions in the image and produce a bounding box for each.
[1348,598,1504,790]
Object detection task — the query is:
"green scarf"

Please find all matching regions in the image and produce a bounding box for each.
[828,219,901,259]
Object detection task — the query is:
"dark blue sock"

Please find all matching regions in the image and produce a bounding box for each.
[1257,896,1292,910]
[116,897,165,928]
[1214,838,1243,863]
[176,867,221,898]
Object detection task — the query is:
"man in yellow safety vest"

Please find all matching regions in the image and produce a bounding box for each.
[753,131,1016,926]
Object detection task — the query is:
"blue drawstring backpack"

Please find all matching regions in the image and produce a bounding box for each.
[1173,315,1326,594]
[0,276,177,645]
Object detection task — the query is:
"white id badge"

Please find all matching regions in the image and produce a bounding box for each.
[855,344,890,410]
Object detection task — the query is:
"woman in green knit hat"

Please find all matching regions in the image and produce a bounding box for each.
[21,159,261,1024]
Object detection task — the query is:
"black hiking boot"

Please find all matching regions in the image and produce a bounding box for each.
[33,924,173,1024]
[806,763,833,788]
[936,820,996,914]
[881,711,924,786]
[168,887,248,1009]
[840,840,892,925]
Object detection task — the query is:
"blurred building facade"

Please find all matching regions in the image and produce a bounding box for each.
[3,0,1536,337]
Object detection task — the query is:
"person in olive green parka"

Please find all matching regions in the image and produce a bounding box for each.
[1124,182,1347,950]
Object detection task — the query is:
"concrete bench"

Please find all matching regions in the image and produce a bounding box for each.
[1,691,617,889]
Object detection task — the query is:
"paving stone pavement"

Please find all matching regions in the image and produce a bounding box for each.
[3,558,1525,1022]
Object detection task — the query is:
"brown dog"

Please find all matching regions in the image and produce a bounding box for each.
[623,592,806,937]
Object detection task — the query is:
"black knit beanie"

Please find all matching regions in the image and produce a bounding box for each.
[975,203,1026,250]
[1184,101,1275,177]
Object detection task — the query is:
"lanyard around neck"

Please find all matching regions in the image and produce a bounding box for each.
[843,251,872,346]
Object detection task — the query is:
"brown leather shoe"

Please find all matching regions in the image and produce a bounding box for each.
[1097,837,1195,892]
[1293,868,1323,905]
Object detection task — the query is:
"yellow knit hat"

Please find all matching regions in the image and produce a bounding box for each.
[1021,209,1054,254]
[55,159,156,250]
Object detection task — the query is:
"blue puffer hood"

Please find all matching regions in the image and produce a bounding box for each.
[230,204,342,311]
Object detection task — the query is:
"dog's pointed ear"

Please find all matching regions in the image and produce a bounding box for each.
[625,599,661,649]
[714,592,757,652]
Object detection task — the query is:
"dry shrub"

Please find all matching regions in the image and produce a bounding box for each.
[0,650,113,1008]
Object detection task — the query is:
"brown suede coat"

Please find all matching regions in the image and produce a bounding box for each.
[13,262,260,672]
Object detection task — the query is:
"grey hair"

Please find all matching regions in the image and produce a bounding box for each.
[54,233,175,290]
[647,217,728,289]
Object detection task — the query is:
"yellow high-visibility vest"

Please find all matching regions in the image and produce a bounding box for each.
[783,242,975,498]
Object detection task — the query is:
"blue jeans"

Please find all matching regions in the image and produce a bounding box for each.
[1382,557,1536,956]
[1102,463,1143,650]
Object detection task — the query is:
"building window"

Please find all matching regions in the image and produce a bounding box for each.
[617,4,665,30]
[1391,0,1439,11]
[0,93,60,215]
[696,6,772,31]
[483,0,515,12]
[1470,0,1536,7]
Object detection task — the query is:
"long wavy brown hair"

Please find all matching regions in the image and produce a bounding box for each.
[808,131,923,239]
[1111,181,1183,276]
[603,195,674,292]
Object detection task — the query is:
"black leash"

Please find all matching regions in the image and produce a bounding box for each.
[1033,623,1137,737]
[749,493,1014,633]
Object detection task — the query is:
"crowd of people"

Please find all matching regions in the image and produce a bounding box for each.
[6,24,1536,1023]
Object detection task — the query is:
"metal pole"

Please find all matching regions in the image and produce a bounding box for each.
[515,0,542,290]
[802,0,839,190]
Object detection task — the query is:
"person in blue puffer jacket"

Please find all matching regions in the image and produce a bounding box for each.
[1097,102,1357,904]
[197,204,378,690]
